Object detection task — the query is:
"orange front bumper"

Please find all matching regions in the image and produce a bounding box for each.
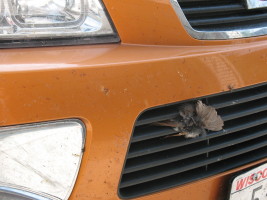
[0,40,267,199]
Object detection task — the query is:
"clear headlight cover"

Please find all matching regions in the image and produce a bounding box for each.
[0,0,119,47]
[0,120,85,200]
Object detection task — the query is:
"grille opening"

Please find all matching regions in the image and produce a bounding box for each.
[210,123,267,145]
[119,82,267,199]
[125,140,208,173]
[120,147,267,198]
[177,0,267,32]
[218,97,267,120]
[121,154,208,187]
[128,110,267,159]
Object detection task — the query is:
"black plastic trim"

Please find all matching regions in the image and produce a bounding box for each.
[118,81,267,199]
[0,35,120,49]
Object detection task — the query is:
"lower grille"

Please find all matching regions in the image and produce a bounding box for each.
[119,82,267,199]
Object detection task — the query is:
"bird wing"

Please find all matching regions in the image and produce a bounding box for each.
[153,121,184,128]
[196,100,224,131]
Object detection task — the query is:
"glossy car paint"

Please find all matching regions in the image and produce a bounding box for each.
[0,0,267,199]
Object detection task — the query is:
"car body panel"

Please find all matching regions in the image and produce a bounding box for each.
[0,40,267,199]
[1,0,267,199]
[103,0,267,45]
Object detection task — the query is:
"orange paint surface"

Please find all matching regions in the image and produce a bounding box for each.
[0,0,267,199]
[103,0,267,45]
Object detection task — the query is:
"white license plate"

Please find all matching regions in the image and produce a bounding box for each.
[229,163,267,200]
[246,0,267,9]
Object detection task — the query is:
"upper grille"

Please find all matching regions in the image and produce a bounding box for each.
[178,0,267,31]
[119,82,267,199]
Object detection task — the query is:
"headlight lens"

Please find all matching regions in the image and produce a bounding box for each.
[0,120,85,200]
[0,0,119,47]
[0,186,52,200]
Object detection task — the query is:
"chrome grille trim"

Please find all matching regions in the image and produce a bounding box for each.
[170,0,267,40]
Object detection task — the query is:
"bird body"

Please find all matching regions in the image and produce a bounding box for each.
[154,100,224,139]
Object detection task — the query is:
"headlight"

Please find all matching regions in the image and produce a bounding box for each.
[0,120,85,200]
[0,0,119,47]
[0,186,52,200]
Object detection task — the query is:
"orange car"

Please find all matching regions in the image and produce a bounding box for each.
[0,0,267,200]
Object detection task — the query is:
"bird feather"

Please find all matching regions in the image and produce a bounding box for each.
[196,100,224,131]
[153,100,224,139]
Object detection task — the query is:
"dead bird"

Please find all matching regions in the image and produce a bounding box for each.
[195,100,224,131]
[154,100,224,138]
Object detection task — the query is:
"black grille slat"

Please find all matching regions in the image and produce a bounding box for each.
[178,0,267,31]
[124,124,267,174]
[183,4,245,15]
[178,0,221,2]
[190,13,267,27]
[119,82,267,198]
[220,97,267,121]
[120,148,267,198]
[209,86,267,109]
[136,108,178,126]
[132,126,177,143]
[128,113,267,158]
[121,136,267,188]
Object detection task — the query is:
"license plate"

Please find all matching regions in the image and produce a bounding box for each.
[229,163,267,200]
[246,0,267,9]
